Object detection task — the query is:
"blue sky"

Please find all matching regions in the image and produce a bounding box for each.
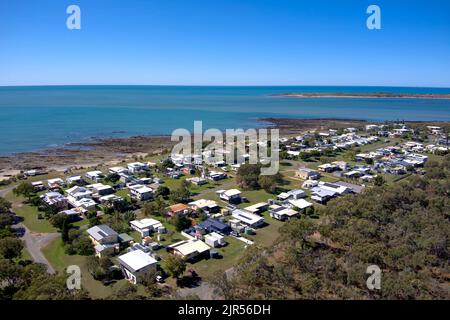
[1,0,449,87]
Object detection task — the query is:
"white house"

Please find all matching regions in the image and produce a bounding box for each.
[85,170,104,182]
[167,239,211,261]
[277,189,305,201]
[109,166,129,175]
[296,168,320,180]
[31,181,46,191]
[127,162,149,174]
[217,189,242,203]
[66,176,83,185]
[128,184,154,201]
[118,249,157,284]
[231,209,264,228]
[47,178,64,189]
[87,183,114,196]
[269,205,298,221]
[130,218,164,237]
[204,232,226,248]
[188,199,220,214]
[41,192,68,210]
[287,199,312,211]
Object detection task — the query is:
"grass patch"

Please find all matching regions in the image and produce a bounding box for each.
[4,191,57,233]
[42,237,127,299]
[185,236,247,282]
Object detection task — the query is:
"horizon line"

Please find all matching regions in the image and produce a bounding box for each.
[1,84,450,89]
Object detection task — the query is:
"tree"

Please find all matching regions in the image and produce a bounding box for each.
[222,155,450,299]
[0,237,24,260]
[50,213,70,230]
[169,186,191,204]
[373,175,385,186]
[163,254,186,279]
[156,185,170,198]
[104,173,120,183]
[236,164,261,189]
[13,182,35,201]
[141,268,162,297]
[171,215,192,232]
[258,173,282,194]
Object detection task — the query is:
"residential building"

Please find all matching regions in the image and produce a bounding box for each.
[167,203,191,216]
[269,205,298,221]
[118,250,157,284]
[286,199,313,211]
[198,218,231,235]
[128,184,153,201]
[188,199,220,214]
[86,225,119,257]
[31,181,45,191]
[127,162,149,174]
[277,189,305,201]
[66,176,84,185]
[243,202,269,215]
[296,168,320,180]
[41,192,68,210]
[217,189,242,204]
[204,232,226,248]
[47,178,64,189]
[167,239,211,261]
[85,171,104,182]
[231,209,264,228]
[130,218,164,237]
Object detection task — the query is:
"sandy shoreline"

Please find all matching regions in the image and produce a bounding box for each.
[0,135,175,178]
[1,118,449,179]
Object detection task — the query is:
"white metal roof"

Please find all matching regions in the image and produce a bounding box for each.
[118,250,157,272]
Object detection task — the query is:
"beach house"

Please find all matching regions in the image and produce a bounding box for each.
[128,184,153,201]
[231,209,264,228]
[130,218,164,237]
[85,170,104,182]
[217,189,242,204]
[296,168,320,180]
[86,225,120,257]
[167,239,211,261]
[127,162,149,174]
[118,249,158,284]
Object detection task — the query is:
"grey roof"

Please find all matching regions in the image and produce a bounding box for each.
[87,225,118,241]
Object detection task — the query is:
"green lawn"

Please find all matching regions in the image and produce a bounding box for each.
[42,237,128,299]
[185,236,247,282]
[245,211,285,247]
[4,191,57,233]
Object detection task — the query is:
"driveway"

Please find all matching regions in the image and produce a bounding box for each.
[1,185,59,274]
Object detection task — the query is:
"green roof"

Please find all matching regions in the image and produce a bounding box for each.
[118,233,133,243]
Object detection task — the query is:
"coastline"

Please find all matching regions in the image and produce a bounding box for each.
[271,93,450,99]
[1,118,449,178]
[0,135,174,179]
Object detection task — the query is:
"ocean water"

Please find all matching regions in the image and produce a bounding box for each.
[0,86,449,155]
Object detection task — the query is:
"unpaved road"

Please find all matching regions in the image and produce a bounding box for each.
[1,185,59,274]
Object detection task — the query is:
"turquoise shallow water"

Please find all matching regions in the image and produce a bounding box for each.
[0,85,449,154]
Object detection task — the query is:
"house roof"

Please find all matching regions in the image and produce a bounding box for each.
[130,218,163,230]
[87,225,118,241]
[118,250,157,272]
[168,239,210,256]
[271,206,298,217]
[223,189,241,197]
[188,199,218,209]
[232,209,264,225]
[288,199,312,210]
[169,203,189,213]
[199,218,230,232]
[243,202,268,213]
